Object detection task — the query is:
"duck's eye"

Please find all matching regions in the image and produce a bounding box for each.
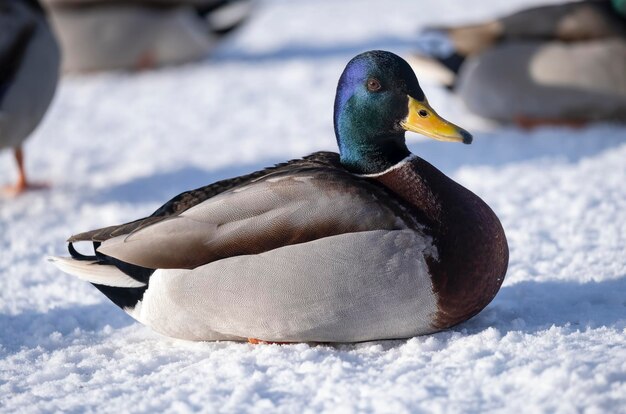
[418,109,429,117]
[366,78,382,92]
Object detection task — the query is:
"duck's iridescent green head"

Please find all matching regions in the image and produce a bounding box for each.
[334,50,472,174]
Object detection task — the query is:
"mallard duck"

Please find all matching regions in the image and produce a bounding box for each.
[50,50,508,343]
[44,0,254,71]
[1,0,60,195]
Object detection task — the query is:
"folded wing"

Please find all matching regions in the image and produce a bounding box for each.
[97,169,415,269]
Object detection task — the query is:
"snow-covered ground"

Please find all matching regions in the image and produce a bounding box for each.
[2,0,626,412]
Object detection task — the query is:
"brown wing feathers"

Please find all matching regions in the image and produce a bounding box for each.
[67,152,342,244]
[67,152,418,273]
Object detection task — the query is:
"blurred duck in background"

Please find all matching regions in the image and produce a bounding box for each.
[43,0,254,72]
[1,0,60,196]
[409,0,626,128]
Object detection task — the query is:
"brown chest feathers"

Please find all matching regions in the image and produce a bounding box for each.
[371,157,509,329]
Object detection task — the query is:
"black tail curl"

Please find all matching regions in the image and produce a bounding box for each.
[68,241,99,261]
[67,241,155,310]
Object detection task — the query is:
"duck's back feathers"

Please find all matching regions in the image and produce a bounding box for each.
[68,152,344,243]
[69,152,421,270]
[98,170,416,269]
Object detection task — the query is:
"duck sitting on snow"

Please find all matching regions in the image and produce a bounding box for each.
[1,0,60,195]
[50,50,508,343]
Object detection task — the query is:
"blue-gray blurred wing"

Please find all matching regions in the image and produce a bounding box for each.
[0,4,36,103]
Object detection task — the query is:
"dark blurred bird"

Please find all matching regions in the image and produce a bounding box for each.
[1,0,60,196]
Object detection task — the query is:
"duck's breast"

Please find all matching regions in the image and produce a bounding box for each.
[368,157,509,330]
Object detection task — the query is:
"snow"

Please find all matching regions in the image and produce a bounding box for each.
[2,0,626,412]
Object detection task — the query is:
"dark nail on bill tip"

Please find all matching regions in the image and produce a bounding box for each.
[460,129,473,145]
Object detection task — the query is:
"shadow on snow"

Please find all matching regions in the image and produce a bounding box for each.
[0,302,135,354]
[459,276,626,335]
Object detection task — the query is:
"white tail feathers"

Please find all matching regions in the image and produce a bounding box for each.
[48,256,147,288]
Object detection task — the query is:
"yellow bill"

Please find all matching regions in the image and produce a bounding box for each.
[400,96,472,144]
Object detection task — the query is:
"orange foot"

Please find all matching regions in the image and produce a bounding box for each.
[247,338,291,345]
[1,180,49,197]
[3,147,50,197]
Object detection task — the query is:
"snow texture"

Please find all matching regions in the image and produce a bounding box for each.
[1,0,626,412]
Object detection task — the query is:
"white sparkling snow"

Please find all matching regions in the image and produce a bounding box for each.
[1,0,626,412]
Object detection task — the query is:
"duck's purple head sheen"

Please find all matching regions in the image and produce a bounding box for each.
[333,50,472,175]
